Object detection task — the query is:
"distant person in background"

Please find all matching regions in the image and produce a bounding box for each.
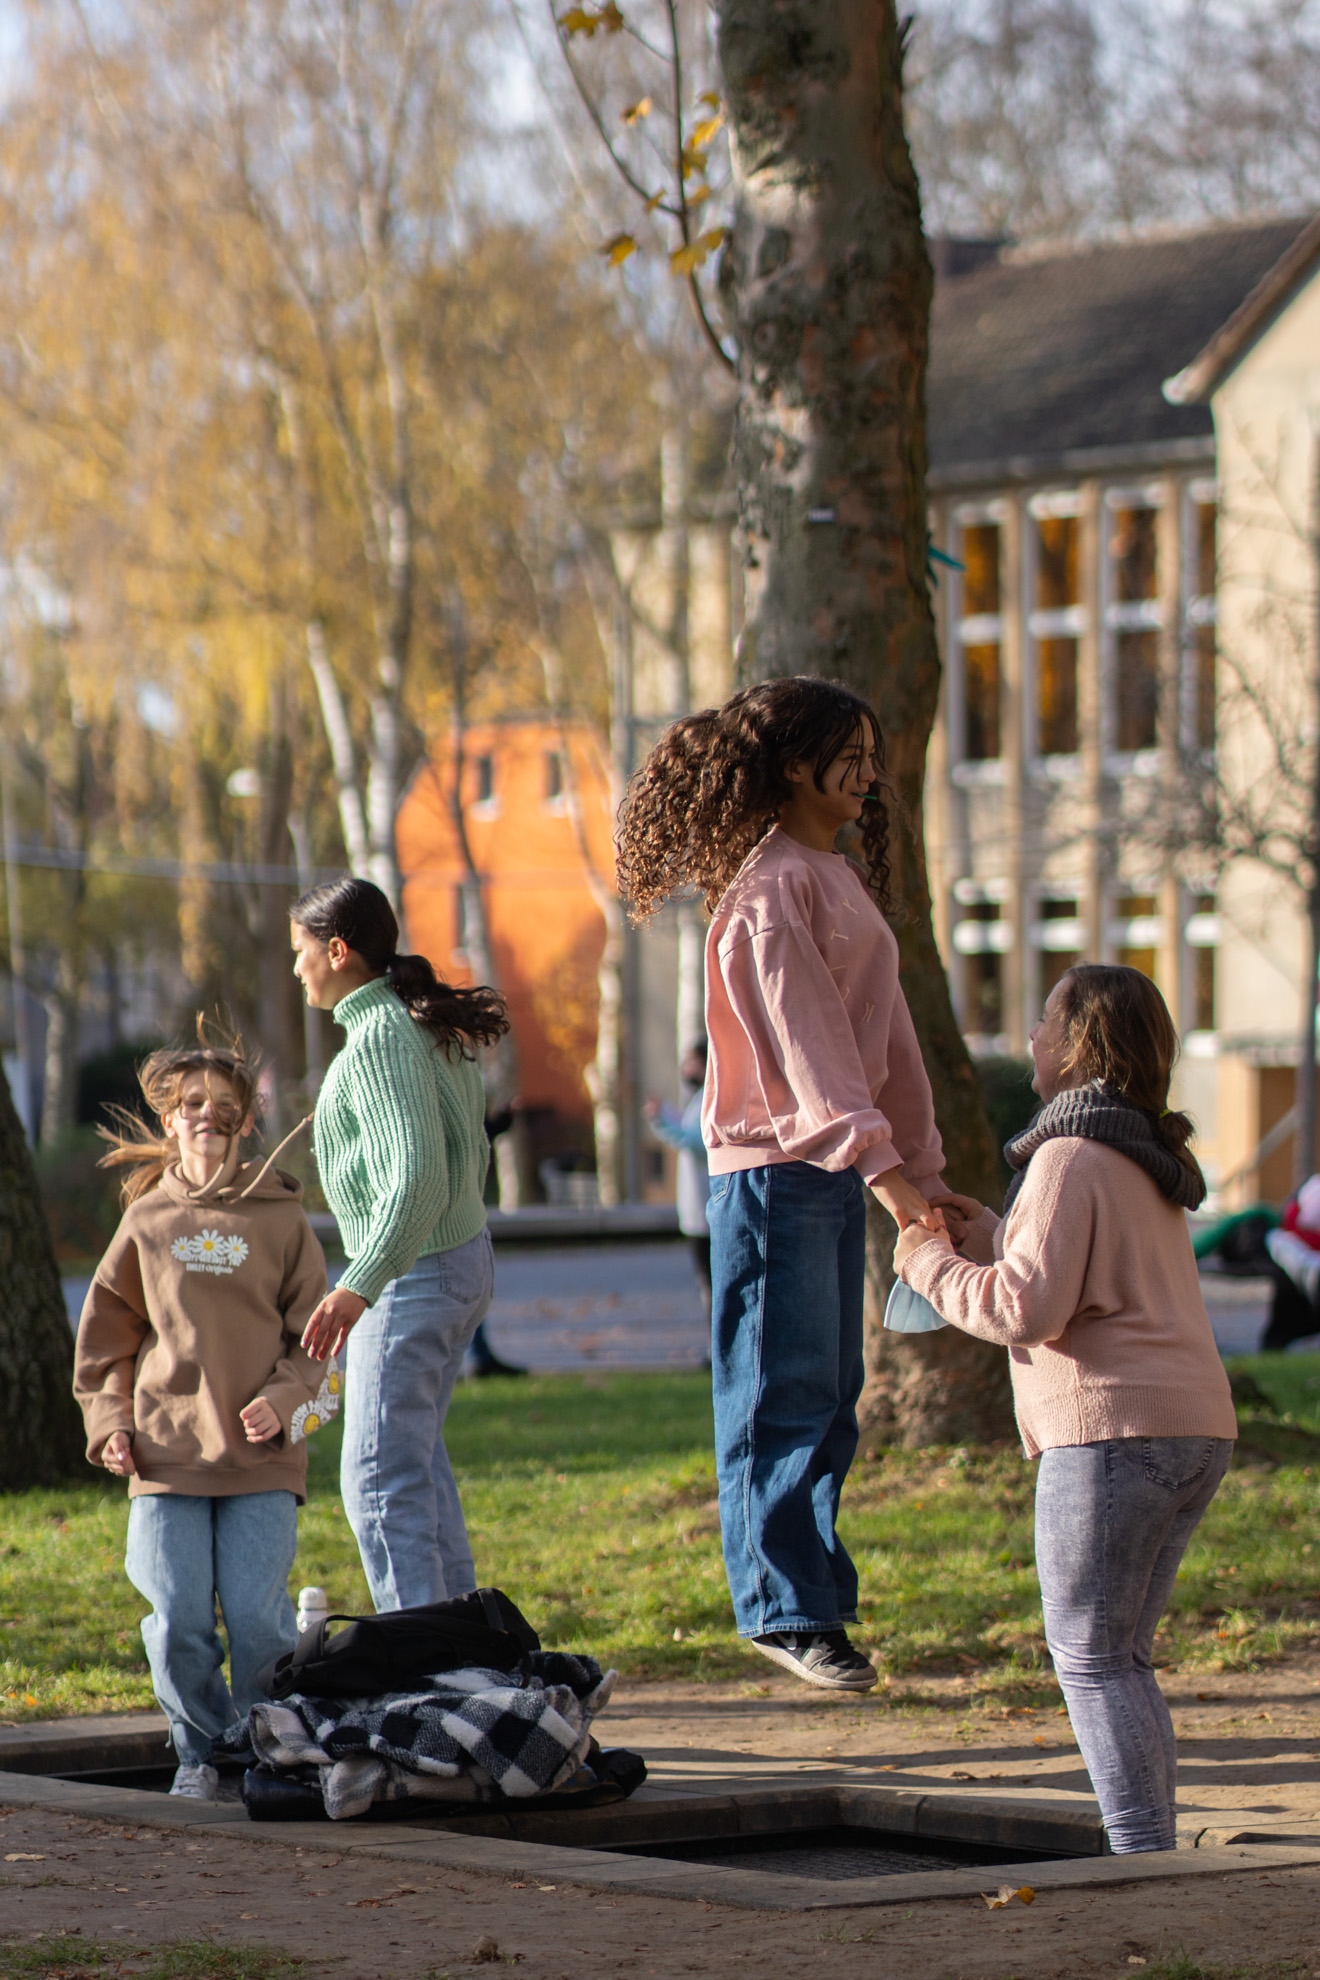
[467,1100,528,1379]
[1263,1173,1320,1350]
[645,1040,713,1332]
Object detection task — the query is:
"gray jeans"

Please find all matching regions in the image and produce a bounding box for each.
[1035,1435,1233,1853]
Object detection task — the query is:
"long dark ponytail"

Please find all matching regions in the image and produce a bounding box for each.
[291,876,509,1058]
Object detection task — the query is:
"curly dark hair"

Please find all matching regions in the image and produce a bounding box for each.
[616,677,899,920]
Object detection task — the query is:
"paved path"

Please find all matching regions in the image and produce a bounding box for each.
[64,1252,1315,1375]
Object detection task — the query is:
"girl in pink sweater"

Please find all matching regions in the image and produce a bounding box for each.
[895,964,1236,1853]
[618,677,959,1692]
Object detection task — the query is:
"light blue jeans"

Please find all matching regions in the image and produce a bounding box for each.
[1035,1436,1234,1853]
[708,1162,868,1638]
[341,1232,494,1612]
[125,1490,298,1766]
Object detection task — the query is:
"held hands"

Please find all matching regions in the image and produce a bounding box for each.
[893,1220,952,1273]
[101,1430,137,1477]
[301,1286,368,1362]
[929,1191,986,1247]
[869,1170,947,1235]
[240,1396,282,1444]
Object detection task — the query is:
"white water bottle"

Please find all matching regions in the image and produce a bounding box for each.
[296,1586,330,1635]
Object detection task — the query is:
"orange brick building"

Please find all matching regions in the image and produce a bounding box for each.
[395,717,616,1123]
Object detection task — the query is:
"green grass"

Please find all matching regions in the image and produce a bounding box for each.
[0,1936,306,1979]
[3,1361,1319,1720]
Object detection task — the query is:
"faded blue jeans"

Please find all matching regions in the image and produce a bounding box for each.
[1035,1436,1233,1853]
[125,1490,298,1766]
[341,1232,494,1612]
[708,1162,868,1638]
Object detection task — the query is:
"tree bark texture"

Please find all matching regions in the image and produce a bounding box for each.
[715,0,1014,1444]
[0,1066,86,1484]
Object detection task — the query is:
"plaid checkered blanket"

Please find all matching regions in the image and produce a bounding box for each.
[218,1653,614,1821]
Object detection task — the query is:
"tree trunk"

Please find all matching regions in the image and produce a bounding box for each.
[0,1063,86,1484]
[715,0,1014,1444]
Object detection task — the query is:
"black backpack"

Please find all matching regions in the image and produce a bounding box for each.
[256,1587,541,1701]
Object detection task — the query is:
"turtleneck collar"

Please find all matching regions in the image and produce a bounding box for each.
[332,976,394,1030]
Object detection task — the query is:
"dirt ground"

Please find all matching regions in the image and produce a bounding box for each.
[4,1656,1320,1979]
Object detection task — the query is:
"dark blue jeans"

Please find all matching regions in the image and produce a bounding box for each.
[708,1162,868,1637]
[1035,1436,1233,1852]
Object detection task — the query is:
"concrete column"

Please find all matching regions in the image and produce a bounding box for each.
[1078,481,1106,960]
[1157,478,1185,1018]
[928,497,956,978]
[1000,495,1028,1052]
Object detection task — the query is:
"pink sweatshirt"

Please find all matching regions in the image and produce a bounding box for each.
[900,1138,1237,1456]
[702,826,945,1190]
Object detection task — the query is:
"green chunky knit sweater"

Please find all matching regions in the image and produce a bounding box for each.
[314,978,489,1305]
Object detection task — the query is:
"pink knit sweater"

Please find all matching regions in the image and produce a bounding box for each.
[900,1138,1236,1456]
[702,827,945,1189]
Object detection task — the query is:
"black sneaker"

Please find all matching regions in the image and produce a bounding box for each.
[750,1630,877,1692]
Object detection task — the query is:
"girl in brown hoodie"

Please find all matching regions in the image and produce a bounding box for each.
[74,1028,329,1801]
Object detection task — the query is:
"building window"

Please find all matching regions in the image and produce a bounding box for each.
[1185,891,1219,1035]
[1034,895,1082,1004]
[952,897,1010,1039]
[544,750,564,801]
[1112,891,1159,980]
[1106,494,1162,755]
[1030,502,1081,757]
[1185,485,1217,750]
[474,755,494,804]
[958,520,1001,761]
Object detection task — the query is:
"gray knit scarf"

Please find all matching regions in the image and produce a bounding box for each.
[1002,1080,1206,1213]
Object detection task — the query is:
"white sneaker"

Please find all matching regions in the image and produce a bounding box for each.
[170,1762,219,1801]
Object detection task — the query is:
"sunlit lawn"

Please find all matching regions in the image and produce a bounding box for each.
[2,1358,1318,1721]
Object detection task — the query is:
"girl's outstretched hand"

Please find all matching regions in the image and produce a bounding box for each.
[302,1286,368,1361]
[870,1170,947,1234]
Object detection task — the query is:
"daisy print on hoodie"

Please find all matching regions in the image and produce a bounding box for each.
[171,1229,250,1275]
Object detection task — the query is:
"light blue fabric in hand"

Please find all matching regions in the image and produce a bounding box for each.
[884,1279,948,1333]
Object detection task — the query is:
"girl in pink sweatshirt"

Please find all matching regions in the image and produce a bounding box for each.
[895,963,1236,1853]
[618,677,959,1692]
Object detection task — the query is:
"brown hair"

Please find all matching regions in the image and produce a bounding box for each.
[97,1016,260,1205]
[615,677,900,921]
[291,875,509,1057]
[1054,963,1204,1190]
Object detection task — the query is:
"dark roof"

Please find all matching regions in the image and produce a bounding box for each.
[927,218,1313,488]
[1165,211,1320,404]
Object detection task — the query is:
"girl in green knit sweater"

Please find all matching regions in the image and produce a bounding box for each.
[291,877,509,1612]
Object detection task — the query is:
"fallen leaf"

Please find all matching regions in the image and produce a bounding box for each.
[1197,1692,1224,1701]
[951,1771,977,1781]
[1128,1960,1148,1968]
[982,1884,1035,1910]
[536,1885,557,1891]
[5,1853,45,1862]
[240,1913,258,1920]
[1032,1736,1049,1746]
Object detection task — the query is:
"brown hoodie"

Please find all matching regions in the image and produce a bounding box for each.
[74,1161,329,1502]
